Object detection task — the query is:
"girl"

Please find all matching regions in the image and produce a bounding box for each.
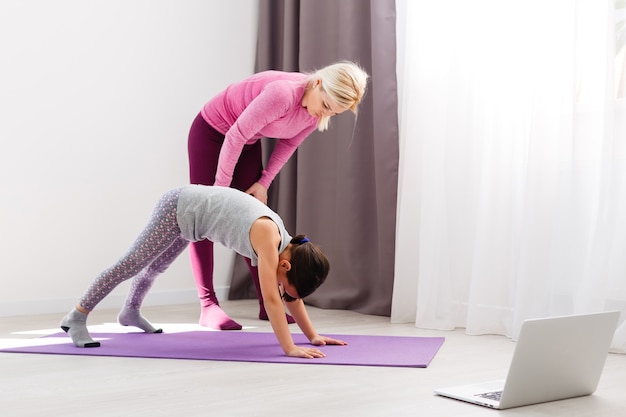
[60,185,345,358]
[188,61,369,330]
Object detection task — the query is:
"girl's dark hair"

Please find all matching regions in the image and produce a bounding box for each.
[285,235,329,300]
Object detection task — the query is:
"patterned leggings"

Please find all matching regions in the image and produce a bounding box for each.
[79,188,189,311]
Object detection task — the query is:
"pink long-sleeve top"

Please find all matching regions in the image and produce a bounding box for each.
[201,71,318,189]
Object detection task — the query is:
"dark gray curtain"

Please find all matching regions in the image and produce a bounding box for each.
[229,0,398,316]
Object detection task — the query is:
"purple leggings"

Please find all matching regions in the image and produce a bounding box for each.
[187,113,263,305]
[79,188,188,311]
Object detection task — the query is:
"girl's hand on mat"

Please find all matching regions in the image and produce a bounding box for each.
[311,335,347,346]
[288,346,326,359]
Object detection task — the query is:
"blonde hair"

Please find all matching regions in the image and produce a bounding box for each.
[306,61,369,131]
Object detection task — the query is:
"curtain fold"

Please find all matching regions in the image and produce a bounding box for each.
[393,0,626,352]
[229,0,399,316]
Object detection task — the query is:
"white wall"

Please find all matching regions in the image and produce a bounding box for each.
[0,0,258,316]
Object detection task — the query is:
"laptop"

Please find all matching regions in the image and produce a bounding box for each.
[434,311,620,410]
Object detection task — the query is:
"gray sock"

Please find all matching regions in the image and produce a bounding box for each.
[117,306,162,333]
[60,308,100,348]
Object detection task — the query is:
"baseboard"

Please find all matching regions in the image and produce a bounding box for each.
[0,287,230,318]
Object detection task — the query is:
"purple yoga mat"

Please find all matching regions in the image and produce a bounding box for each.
[0,331,444,367]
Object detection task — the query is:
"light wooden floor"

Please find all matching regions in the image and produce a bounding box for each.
[1,300,624,417]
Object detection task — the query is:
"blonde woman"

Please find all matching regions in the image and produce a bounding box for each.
[187,61,369,330]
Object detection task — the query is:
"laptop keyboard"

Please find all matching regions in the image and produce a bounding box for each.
[476,391,502,401]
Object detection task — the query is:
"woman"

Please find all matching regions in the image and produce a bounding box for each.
[60,185,345,358]
[188,61,369,330]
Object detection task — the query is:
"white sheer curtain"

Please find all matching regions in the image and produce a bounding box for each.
[393,0,626,352]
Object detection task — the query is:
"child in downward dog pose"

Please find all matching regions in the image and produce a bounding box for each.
[60,185,345,358]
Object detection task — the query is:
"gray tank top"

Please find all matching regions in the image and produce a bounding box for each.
[176,185,291,266]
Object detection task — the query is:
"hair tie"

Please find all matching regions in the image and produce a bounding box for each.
[301,237,309,244]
